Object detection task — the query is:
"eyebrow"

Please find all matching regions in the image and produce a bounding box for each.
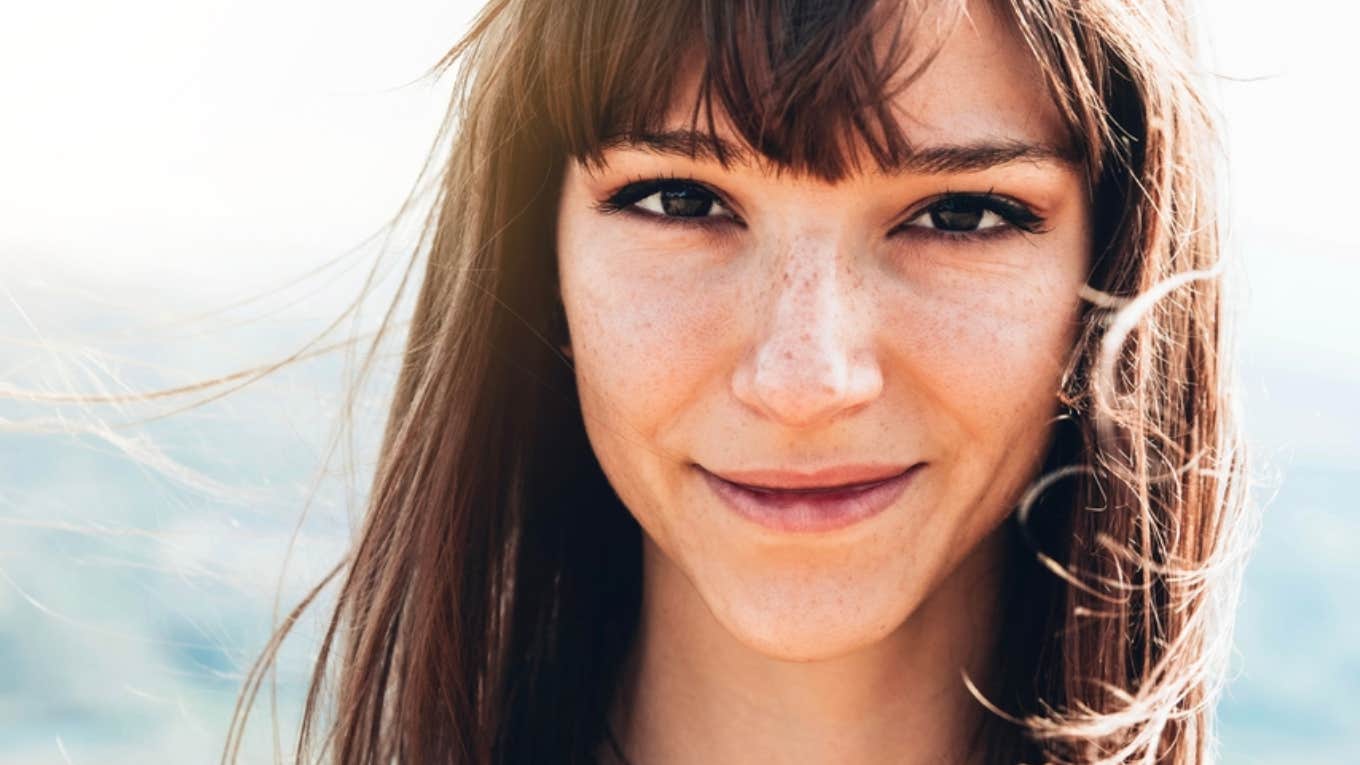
[598,129,1079,175]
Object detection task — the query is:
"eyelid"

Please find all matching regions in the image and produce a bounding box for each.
[595,176,745,227]
[892,192,1046,236]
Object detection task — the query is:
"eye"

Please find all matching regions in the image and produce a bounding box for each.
[597,178,738,225]
[896,193,1044,238]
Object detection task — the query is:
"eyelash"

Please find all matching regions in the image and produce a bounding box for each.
[893,191,1047,242]
[594,175,743,229]
[593,177,1048,242]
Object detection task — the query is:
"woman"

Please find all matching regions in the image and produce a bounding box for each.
[228,0,1250,762]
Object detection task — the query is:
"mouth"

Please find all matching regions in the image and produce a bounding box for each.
[696,463,924,533]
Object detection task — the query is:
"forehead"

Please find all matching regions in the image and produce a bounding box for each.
[885,3,1068,154]
[588,0,1073,179]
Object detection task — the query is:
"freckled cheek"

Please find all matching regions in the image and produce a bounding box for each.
[889,279,1080,435]
[562,253,739,433]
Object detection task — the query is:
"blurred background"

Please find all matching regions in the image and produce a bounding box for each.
[0,0,1355,762]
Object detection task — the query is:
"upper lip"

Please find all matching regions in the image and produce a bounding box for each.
[701,463,918,493]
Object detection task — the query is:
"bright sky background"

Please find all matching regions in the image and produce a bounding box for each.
[1,1,1357,762]
[0,0,1354,282]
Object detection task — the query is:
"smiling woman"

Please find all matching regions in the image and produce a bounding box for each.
[227,1,1248,763]
[557,0,1090,704]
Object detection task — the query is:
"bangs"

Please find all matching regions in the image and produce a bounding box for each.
[538,0,959,182]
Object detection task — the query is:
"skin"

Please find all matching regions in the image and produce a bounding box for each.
[555,3,1091,763]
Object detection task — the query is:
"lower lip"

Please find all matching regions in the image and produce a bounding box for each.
[699,464,923,534]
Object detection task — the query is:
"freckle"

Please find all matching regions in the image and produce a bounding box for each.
[783,350,793,360]
[800,332,811,343]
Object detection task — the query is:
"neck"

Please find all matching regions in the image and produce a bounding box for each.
[606,528,1009,765]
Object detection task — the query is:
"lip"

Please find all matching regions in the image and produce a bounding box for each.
[698,463,923,533]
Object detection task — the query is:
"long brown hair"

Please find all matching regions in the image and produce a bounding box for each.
[225,0,1250,762]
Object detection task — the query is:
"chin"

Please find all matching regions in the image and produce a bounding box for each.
[698,564,922,663]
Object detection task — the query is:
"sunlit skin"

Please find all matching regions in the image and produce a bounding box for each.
[556,3,1092,763]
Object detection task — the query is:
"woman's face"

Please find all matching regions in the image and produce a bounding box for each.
[556,3,1090,660]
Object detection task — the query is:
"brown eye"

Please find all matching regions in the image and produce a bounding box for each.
[634,182,729,219]
[598,178,739,226]
[911,196,1005,232]
[892,192,1046,240]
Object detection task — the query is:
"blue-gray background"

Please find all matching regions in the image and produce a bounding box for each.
[1,0,1355,762]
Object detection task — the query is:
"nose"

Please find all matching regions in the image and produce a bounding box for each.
[731,243,884,428]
